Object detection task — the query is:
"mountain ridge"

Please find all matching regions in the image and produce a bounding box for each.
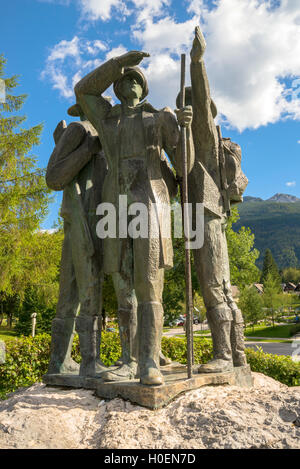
[235,196,300,269]
[244,193,300,203]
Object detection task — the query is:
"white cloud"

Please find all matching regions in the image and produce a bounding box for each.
[298,140,300,144]
[186,0,206,17]
[286,181,296,187]
[52,71,74,98]
[78,0,129,21]
[133,16,196,56]
[40,228,59,234]
[42,36,109,99]
[131,0,170,22]
[47,36,81,64]
[130,0,300,130]
[41,62,74,98]
[41,0,300,131]
[132,15,198,109]
[72,71,83,89]
[86,40,107,55]
[187,0,300,130]
[105,46,128,60]
[140,53,180,109]
[78,0,170,22]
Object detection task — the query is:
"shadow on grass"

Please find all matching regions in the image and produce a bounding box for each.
[0,327,17,342]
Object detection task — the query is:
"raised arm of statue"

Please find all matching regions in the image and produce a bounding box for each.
[74,51,150,130]
[190,26,216,149]
[46,121,99,191]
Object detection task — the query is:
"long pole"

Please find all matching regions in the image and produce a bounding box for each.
[179,53,194,379]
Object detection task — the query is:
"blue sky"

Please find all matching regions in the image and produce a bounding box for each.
[1,0,300,229]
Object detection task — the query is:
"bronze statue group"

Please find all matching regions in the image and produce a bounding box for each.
[46,27,248,387]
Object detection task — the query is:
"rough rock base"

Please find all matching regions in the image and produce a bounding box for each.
[43,364,253,409]
[1,372,299,449]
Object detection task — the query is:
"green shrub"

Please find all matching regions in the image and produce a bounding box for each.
[1,333,299,400]
[0,333,51,399]
[161,336,213,364]
[71,332,121,367]
[290,323,300,336]
[99,331,121,366]
[245,347,300,386]
[0,331,122,399]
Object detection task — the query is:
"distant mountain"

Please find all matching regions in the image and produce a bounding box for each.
[266,193,300,203]
[243,196,263,203]
[234,197,300,269]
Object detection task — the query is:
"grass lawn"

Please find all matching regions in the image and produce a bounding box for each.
[244,323,300,338]
[244,338,293,343]
[0,327,17,342]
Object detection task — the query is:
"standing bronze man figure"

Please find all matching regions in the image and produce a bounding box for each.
[184,26,248,373]
[75,50,194,385]
[45,104,108,377]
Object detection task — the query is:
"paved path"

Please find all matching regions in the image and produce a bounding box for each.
[245,341,300,359]
[163,325,208,338]
[163,327,300,359]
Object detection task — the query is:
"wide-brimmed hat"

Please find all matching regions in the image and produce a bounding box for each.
[67,103,82,117]
[176,86,217,119]
[113,67,149,102]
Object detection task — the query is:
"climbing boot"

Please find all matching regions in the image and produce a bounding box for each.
[230,306,247,367]
[47,318,79,374]
[76,316,108,377]
[159,351,172,366]
[198,305,233,374]
[138,302,164,386]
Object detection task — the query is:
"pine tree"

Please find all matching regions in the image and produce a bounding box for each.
[0,54,51,297]
[260,248,281,286]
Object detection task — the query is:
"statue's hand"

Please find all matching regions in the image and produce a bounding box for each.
[175,105,193,128]
[117,51,150,68]
[190,26,206,63]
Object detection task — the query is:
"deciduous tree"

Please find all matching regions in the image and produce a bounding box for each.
[239,286,263,332]
[226,207,260,288]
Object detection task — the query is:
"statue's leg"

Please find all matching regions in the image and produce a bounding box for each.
[47,228,80,375]
[72,242,107,377]
[221,223,247,367]
[193,215,233,373]
[137,300,164,385]
[200,306,233,373]
[112,254,138,370]
[101,241,139,381]
[95,276,107,368]
[134,238,165,385]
